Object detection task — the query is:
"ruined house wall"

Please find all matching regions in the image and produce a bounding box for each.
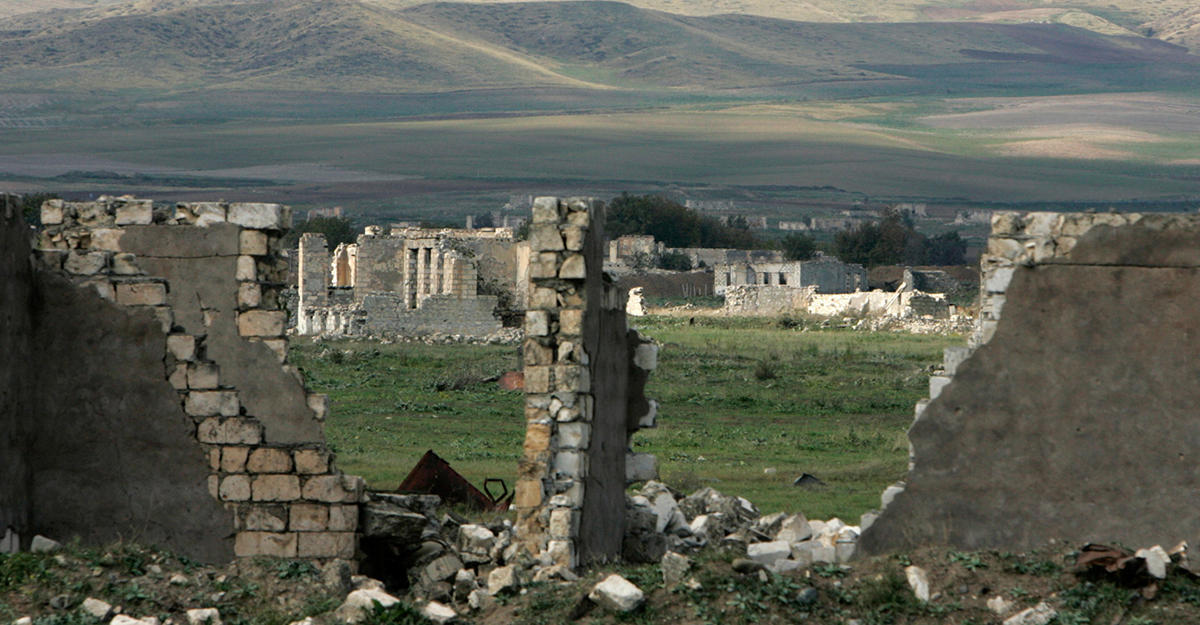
[861,211,1200,555]
[0,194,34,550]
[514,197,658,569]
[715,256,866,295]
[23,197,362,563]
[723,285,814,316]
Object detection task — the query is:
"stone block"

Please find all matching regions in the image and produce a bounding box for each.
[531,197,561,223]
[169,363,188,390]
[176,202,226,227]
[634,343,659,371]
[557,422,590,449]
[303,475,355,503]
[208,475,219,498]
[235,255,257,281]
[208,447,221,471]
[548,480,583,508]
[65,251,107,275]
[553,451,585,478]
[529,252,559,279]
[524,310,550,336]
[548,508,578,539]
[220,475,251,501]
[252,475,301,501]
[525,366,551,394]
[247,447,292,473]
[89,228,124,251]
[187,391,240,417]
[513,479,543,509]
[524,422,552,454]
[985,267,1015,293]
[554,365,589,392]
[240,230,269,255]
[522,339,554,366]
[115,281,167,307]
[228,203,289,230]
[234,531,297,558]
[546,539,575,568]
[221,447,249,473]
[929,375,952,400]
[115,200,153,225]
[530,224,565,252]
[562,225,585,251]
[238,504,288,531]
[558,254,586,279]
[530,287,558,309]
[637,400,657,429]
[187,362,220,390]
[167,334,196,361]
[237,282,261,309]
[262,338,288,363]
[41,200,64,225]
[294,449,329,474]
[238,311,286,337]
[558,309,583,336]
[290,503,329,531]
[328,504,358,532]
[197,418,261,445]
[588,574,643,613]
[299,532,356,558]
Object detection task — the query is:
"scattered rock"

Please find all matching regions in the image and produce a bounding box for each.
[791,473,825,488]
[81,598,114,621]
[588,574,644,613]
[452,569,476,601]
[169,574,190,586]
[111,616,148,625]
[1136,545,1171,579]
[1003,602,1057,625]
[287,618,315,625]
[660,552,691,587]
[904,566,930,602]
[30,536,61,553]
[467,589,494,611]
[49,594,72,610]
[487,565,517,596]
[419,601,456,624]
[731,558,766,574]
[796,587,819,606]
[185,608,221,625]
[987,596,1014,615]
[333,588,399,624]
[458,525,495,563]
[775,514,812,543]
[747,541,791,568]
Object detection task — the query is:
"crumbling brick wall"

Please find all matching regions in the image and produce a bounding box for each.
[513,197,659,569]
[861,211,1200,554]
[3,196,362,563]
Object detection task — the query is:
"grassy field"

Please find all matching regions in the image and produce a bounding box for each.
[290,317,959,523]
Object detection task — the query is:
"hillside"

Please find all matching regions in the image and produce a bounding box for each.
[1,0,1197,94]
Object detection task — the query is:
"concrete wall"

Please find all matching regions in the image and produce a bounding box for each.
[12,197,363,563]
[514,197,659,570]
[861,211,1200,555]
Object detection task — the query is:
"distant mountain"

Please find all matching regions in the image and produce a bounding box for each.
[0,0,1196,94]
[1147,6,1200,52]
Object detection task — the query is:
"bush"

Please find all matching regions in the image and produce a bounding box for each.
[656,250,694,271]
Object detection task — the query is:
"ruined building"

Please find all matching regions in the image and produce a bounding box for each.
[297,226,527,338]
[1,195,361,563]
[714,253,867,295]
[861,210,1200,555]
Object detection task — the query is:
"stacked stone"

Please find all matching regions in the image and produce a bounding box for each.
[514,197,660,571]
[514,197,597,570]
[34,197,361,562]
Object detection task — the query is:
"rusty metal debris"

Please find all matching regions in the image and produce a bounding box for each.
[397,450,513,511]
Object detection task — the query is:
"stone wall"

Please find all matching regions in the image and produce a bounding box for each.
[723,285,948,318]
[514,197,659,570]
[0,194,33,553]
[8,197,362,563]
[714,255,867,295]
[861,211,1200,555]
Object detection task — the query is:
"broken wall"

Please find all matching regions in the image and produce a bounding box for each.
[0,194,34,551]
[514,197,658,569]
[7,197,362,563]
[861,211,1200,555]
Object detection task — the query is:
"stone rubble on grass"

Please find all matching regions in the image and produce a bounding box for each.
[486,565,517,596]
[110,616,152,625]
[81,598,114,621]
[184,608,221,625]
[419,601,457,624]
[987,596,1015,615]
[660,551,692,587]
[904,566,930,602]
[1003,601,1057,625]
[333,588,399,624]
[1136,545,1171,579]
[14,618,32,625]
[30,535,61,553]
[588,574,645,613]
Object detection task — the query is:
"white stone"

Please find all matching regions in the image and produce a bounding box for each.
[652,493,686,534]
[637,400,658,429]
[626,453,658,482]
[988,596,1014,615]
[904,565,930,602]
[487,565,517,596]
[770,559,804,574]
[557,422,590,449]
[459,524,495,555]
[228,203,288,230]
[420,601,456,624]
[467,589,494,611]
[81,599,113,621]
[746,541,791,567]
[334,588,399,624]
[111,616,150,625]
[15,618,33,625]
[811,544,836,564]
[1003,602,1057,625]
[1136,545,1171,579]
[588,574,644,613]
[689,515,712,538]
[929,375,952,400]
[185,609,221,625]
[775,514,812,544]
[881,484,905,509]
[531,197,561,223]
[30,535,61,552]
[985,267,1015,293]
[661,552,691,586]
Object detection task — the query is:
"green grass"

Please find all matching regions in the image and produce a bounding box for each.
[291,318,958,521]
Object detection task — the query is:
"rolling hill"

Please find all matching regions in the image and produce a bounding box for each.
[1,0,1197,94]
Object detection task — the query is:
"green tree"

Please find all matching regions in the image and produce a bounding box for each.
[606,193,761,249]
[656,250,694,271]
[926,230,967,265]
[782,232,816,261]
[282,216,356,248]
[834,208,927,267]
